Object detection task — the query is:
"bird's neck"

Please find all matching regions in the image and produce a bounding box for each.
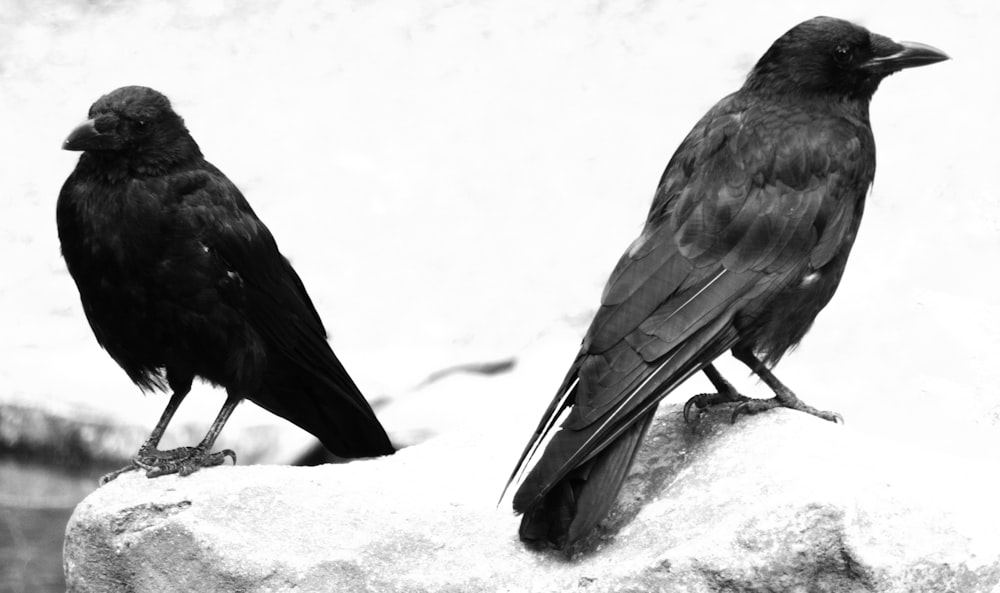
[743,88,873,124]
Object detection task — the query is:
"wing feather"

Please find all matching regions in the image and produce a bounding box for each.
[508,97,872,508]
[170,170,379,423]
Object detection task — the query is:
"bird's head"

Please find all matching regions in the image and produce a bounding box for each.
[63,86,201,175]
[744,17,948,101]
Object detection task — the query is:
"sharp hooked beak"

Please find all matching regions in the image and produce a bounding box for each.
[862,40,950,74]
[63,118,123,151]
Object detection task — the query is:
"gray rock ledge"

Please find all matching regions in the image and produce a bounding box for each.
[64,405,1000,593]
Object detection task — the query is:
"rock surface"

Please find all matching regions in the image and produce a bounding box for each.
[64,402,1000,593]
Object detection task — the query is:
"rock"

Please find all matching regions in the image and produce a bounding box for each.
[64,399,1000,593]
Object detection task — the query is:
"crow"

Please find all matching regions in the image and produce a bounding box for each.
[503,17,947,549]
[58,86,395,483]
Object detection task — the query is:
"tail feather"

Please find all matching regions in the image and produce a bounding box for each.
[510,319,739,548]
[499,359,583,505]
[518,408,656,546]
[514,320,733,512]
[255,356,395,458]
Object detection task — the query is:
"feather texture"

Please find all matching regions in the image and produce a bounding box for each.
[57,86,394,461]
[503,16,936,548]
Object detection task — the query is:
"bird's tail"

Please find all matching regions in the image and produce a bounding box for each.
[509,315,740,548]
[310,369,395,459]
[258,354,395,459]
[517,408,656,547]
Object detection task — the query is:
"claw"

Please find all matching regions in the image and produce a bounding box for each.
[683,390,750,425]
[175,448,236,476]
[149,447,237,478]
[819,411,845,424]
[683,394,706,423]
[99,463,139,485]
[730,402,749,424]
[100,446,239,484]
[730,397,842,425]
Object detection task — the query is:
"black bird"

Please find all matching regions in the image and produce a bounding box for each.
[504,17,947,548]
[58,86,395,483]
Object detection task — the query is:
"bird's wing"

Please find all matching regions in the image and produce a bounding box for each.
[163,168,381,424]
[509,98,870,509]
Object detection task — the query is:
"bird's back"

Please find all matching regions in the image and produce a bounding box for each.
[59,152,393,458]
[508,14,946,550]
[509,89,876,544]
[653,92,875,363]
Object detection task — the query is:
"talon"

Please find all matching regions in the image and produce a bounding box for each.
[684,366,843,427]
[683,395,703,423]
[817,411,844,424]
[730,402,750,424]
[683,390,748,424]
[99,463,138,486]
[683,399,694,423]
[106,445,241,480]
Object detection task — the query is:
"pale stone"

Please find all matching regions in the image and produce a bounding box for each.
[64,401,1000,593]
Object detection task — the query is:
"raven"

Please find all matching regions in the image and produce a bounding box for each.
[58,86,395,483]
[504,17,947,548]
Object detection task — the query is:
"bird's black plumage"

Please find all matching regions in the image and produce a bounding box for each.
[504,17,947,549]
[58,86,394,482]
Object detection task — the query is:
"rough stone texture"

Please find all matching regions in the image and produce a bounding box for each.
[64,403,1000,593]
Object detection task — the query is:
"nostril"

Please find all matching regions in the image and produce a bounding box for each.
[93,114,118,133]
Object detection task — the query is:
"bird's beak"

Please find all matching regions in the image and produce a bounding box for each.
[861,40,949,74]
[63,119,123,151]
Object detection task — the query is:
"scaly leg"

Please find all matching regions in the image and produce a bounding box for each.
[682,364,750,423]
[101,385,189,484]
[730,348,843,424]
[101,384,239,485]
[139,393,239,478]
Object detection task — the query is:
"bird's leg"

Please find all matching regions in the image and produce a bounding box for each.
[142,393,240,479]
[730,349,843,424]
[682,364,751,423]
[100,386,190,485]
[100,387,240,485]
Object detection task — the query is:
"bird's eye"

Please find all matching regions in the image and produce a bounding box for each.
[135,119,148,130]
[833,44,852,65]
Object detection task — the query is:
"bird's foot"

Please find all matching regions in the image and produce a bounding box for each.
[137,445,237,478]
[683,387,842,425]
[99,445,236,485]
[730,394,843,425]
[727,351,844,425]
[682,390,750,423]
[99,463,140,485]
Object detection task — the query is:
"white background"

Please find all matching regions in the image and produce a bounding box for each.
[1,0,996,459]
